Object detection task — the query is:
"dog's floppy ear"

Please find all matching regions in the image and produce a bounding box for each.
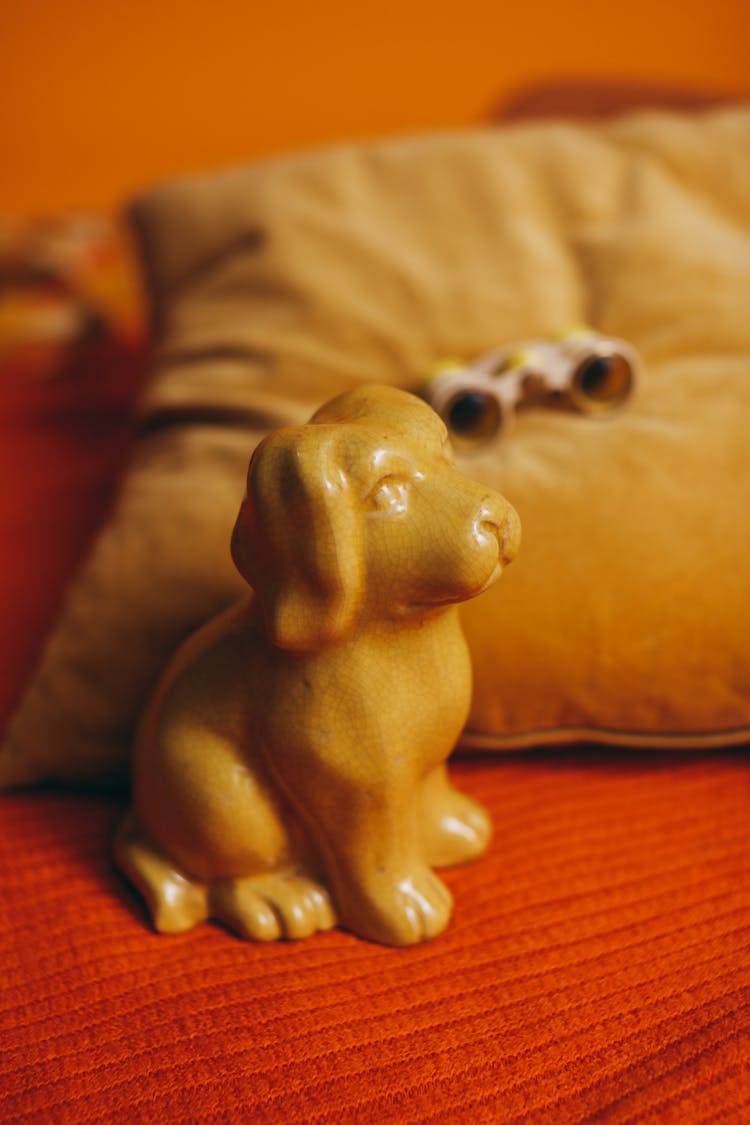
[231,425,364,651]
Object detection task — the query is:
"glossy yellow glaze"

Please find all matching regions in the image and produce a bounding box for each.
[115,385,520,945]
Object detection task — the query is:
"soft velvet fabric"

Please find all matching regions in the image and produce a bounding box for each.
[3,106,750,788]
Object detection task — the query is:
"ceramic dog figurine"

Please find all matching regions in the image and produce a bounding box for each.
[115,385,521,945]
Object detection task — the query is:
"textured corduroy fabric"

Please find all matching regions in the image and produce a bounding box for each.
[1,752,748,1121]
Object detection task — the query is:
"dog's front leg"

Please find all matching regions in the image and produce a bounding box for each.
[286,765,455,947]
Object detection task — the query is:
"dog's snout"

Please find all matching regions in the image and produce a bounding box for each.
[500,505,522,565]
[478,498,521,566]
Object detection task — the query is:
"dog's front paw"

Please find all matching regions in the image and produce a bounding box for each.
[211,871,336,941]
[341,868,453,946]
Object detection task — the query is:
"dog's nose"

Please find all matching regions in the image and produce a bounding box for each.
[478,498,521,566]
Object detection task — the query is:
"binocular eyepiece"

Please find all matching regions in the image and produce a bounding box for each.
[421,329,639,447]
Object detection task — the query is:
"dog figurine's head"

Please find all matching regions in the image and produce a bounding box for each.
[231,385,521,651]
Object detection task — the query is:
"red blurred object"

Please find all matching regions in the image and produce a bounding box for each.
[0,215,146,728]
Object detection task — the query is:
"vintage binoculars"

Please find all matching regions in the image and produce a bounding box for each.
[421,329,639,447]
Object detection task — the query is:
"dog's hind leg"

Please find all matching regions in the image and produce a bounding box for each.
[115,808,210,933]
[418,765,492,868]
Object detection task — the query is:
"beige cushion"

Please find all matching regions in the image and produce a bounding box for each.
[2,105,749,787]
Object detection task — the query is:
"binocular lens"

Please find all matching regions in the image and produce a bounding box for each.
[573,351,634,409]
[446,392,502,444]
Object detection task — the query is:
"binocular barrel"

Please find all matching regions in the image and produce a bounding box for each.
[422,333,639,446]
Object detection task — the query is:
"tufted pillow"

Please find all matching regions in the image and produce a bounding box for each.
[2,106,749,788]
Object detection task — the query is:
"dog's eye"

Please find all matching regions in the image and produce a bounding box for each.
[365,476,410,515]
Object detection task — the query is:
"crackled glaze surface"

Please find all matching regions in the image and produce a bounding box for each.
[116,385,520,945]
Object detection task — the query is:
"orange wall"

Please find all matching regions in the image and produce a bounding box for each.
[2,0,749,216]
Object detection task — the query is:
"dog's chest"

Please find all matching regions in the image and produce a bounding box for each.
[263,612,473,771]
[378,626,472,742]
